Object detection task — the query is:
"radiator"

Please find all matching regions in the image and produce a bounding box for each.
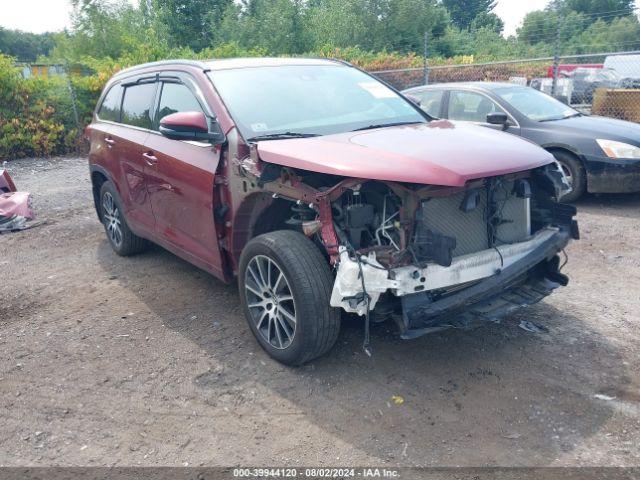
[419,181,530,257]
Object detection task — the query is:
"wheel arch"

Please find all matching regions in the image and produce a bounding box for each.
[230,192,295,272]
[543,145,588,200]
[542,144,586,165]
[90,165,112,221]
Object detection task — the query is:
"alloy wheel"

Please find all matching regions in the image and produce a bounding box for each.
[244,255,297,350]
[102,191,123,248]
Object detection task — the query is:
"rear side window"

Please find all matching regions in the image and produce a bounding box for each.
[98,85,123,122]
[156,82,204,126]
[448,91,503,123]
[415,90,443,117]
[121,83,157,129]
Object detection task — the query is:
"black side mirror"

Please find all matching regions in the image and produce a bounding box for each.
[486,112,509,129]
[159,111,225,144]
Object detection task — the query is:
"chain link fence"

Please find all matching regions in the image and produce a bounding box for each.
[370,50,640,123]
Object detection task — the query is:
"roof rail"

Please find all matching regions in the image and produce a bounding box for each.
[112,59,209,79]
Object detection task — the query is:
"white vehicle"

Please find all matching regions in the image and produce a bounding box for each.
[604,54,640,80]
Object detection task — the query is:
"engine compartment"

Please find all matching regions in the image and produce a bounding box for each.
[324,169,562,271]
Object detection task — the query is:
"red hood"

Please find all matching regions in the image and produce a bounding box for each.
[256,121,554,187]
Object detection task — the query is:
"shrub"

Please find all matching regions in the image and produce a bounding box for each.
[0,54,77,160]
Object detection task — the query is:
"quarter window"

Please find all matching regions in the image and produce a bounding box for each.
[121,83,156,129]
[448,91,503,123]
[156,82,204,126]
[98,85,123,122]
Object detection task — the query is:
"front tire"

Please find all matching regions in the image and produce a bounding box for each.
[551,150,586,202]
[99,181,148,256]
[238,230,340,365]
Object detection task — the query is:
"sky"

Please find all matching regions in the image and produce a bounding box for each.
[495,0,553,36]
[0,0,556,37]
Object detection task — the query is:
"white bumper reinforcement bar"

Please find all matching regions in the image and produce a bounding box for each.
[330,227,560,316]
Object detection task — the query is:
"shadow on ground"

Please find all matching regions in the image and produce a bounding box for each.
[574,192,640,218]
[95,224,631,465]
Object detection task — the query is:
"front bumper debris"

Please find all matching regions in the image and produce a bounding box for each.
[330,227,572,337]
[0,168,35,233]
[0,191,35,232]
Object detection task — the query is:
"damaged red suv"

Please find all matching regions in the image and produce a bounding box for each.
[87,58,579,365]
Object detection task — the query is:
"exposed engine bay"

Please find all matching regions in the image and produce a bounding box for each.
[238,148,578,340]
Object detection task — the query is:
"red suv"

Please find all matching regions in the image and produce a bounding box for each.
[87,58,578,365]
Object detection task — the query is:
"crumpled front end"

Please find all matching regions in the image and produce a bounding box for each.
[331,225,572,338]
[325,162,578,338]
[238,145,577,339]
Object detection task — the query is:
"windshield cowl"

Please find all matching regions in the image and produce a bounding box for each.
[247,132,321,142]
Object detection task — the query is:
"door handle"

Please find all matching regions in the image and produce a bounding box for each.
[142,151,158,165]
[104,137,115,148]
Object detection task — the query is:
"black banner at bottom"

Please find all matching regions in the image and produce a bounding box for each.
[0,467,638,480]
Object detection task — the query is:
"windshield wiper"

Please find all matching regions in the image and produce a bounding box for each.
[247,132,320,142]
[540,112,582,122]
[352,121,423,132]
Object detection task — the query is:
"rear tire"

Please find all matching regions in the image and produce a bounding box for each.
[99,181,148,256]
[238,230,340,365]
[551,150,586,202]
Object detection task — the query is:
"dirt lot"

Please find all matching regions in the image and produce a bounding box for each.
[1,155,639,467]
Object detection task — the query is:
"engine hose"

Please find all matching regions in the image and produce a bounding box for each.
[355,253,372,357]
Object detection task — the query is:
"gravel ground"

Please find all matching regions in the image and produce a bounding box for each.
[1,156,639,467]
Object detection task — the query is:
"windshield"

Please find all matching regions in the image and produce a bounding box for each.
[208,65,425,140]
[494,86,579,122]
[598,69,622,81]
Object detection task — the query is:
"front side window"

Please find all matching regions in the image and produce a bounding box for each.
[208,65,425,139]
[494,86,578,122]
[156,82,204,126]
[448,91,503,123]
[98,84,123,122]
[414,89,443,117]
[121,83,156,129]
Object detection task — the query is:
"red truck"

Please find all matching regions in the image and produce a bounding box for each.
[546,64,603,77]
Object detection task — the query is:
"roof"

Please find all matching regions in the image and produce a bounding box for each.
[604,54,640,79]
[404,82,523,92]
[112,57,344,79]
[205,57,343,70]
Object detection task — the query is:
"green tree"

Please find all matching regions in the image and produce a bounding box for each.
[567,15,640,52]
[551,0,636,18]
[383,0,450,52]
[152,0,232,51]
[518,10,589,47]
[53,0,147,60]
[216,0,310,54]
[519,2,638,54]
[441,0,497,30]
[304,0,374,50]
[0,28,55,62]
[470,11,504,34]
[249,0,309,54]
